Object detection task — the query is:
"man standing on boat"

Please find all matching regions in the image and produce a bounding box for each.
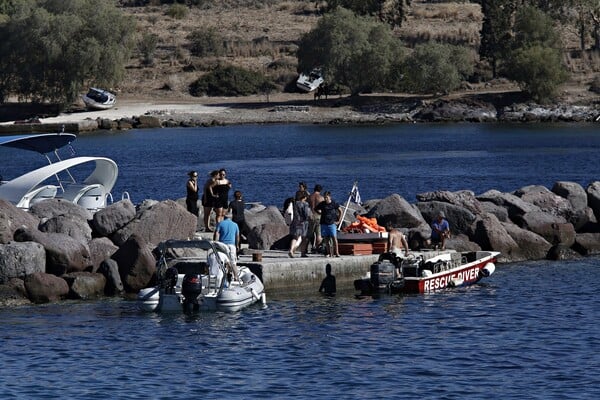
[386,222,410,257]
[214,210,240,281]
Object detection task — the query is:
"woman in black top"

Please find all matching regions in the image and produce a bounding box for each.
[214,168,232,223]
[185,170,199,216]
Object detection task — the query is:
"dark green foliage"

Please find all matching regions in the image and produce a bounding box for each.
[139,33,159,66]
[297,7,404,95]
[324,0,411,28]
[504,6,567,102]
[189,65,275,96]
[0,0,135,106]
[165,3,188,19]
[187,28,226,57]
[478,0,518,77]
[402,42,474,94]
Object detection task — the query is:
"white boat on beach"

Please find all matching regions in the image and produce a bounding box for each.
[81,88,116,110]
[355,249,499,295]
[138,239,266,313]
[296,68,324,92]
[0,132,120,211]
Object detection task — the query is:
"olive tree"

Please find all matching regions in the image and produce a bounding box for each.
[0,0,135,106]
[401,43,474,94]
[504,6,567,102]
[297,7,404,95]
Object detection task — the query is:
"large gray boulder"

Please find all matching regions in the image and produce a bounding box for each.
[477,190,541,223]
[365,194,426,228]
[470,213,519,262]
[514,185,573,220]
[0,278,29,307]
[112,234,156,292]
[416,190,483,214]
[29,198,92,221]
[14,228,92,275]
[416,200,476,235]
[515,210,568,238]
[62,272,107,299]
[501,222,553,262]
[38,214,92,242]
[245,205,286,230]
[0,199,40,244]
[24,272,69,303]
[247,223,290,250]
[586,182,600,220]
[572,233,600,256]
[0,241,46,284]
[91,199,136,237]
[480,202,509,222]
[88,237,119,272]
[97,258,124,296]
[552,181,591,230]
[111,200,197,247]
[443,233,482,252]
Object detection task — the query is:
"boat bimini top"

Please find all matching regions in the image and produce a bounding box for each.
[0,133,118,211]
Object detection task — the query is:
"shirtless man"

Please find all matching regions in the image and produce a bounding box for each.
[386,222,410,257]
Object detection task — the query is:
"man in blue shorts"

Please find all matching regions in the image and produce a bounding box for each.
[315,191,342,257]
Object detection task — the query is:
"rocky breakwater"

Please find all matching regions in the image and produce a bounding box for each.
[3,179,600,306]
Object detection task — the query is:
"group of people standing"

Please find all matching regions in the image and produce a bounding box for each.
[186,168,236,232]
[287,182,343,258]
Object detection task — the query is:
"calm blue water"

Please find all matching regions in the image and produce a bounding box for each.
[2,123,600,206]
[1,259,599,399]
[1,123,600,399]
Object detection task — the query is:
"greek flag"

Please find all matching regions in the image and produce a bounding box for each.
[351,184,361,205]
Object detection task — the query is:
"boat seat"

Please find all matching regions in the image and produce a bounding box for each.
[18,185,59,209]
[58,183,107,210]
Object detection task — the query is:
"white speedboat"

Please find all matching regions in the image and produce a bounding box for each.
[138,239,266,313]
[0,132,119,211]
[296,68,324,92]
[81,88,116,110]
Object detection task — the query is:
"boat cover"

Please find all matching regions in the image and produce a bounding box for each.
[0,133,76,154]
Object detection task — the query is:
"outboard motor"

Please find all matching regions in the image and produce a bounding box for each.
[182,274,205,311]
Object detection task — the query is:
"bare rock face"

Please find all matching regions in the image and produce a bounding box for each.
[91,199,136,237]
[13,228,92,275]
[501,222,553,262]
[0,278,30,306]
[97,258,124,296]
[38,214,92,243]
[572,233,600,256]
[0,199,40,244]
[0,241,46,283]
[416,200,477,234]
[514,185,573,220]
[552,181,591,230]
[24,272,69,303]
[62,272,107,299]
[547,244,582,261]
[480,202,509,222]
[245,205,286,230]
[444,233,482,252]
[111,200,196,247]
[515,210,568,239]
[416,190,483,214]
[29,198,92,222]
[247,223,290,250]
[88,237,119,272]
[112,234,156,292]
[586,181,600,220]
[477,190,541,223]
[365,194,426,228]
[470,214,519,262]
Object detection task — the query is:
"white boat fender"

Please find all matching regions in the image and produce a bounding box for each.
[480,262,496,278]
[261,293,267,306]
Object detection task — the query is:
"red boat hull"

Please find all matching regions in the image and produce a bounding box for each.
[402,254,497,294]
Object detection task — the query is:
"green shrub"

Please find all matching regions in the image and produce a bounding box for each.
[139,33,159,66]
[166,4,188,19]
[189,65,275,96]
[187,28,225,57]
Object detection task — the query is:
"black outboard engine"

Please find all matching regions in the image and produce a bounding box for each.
[182,274,205,311]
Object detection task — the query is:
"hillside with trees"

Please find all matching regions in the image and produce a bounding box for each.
[0,0,598,109]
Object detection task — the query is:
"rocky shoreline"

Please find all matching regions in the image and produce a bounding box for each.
[2,178,600,307]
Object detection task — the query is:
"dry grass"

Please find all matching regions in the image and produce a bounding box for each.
[116,0,596,104]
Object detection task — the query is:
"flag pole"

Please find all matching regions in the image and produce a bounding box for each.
[338,181,357,230]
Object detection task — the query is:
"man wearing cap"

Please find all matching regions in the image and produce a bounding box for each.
[431,211,450,250]
[214,210,240,280]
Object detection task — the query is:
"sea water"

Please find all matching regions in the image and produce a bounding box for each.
[1,123,600,399]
